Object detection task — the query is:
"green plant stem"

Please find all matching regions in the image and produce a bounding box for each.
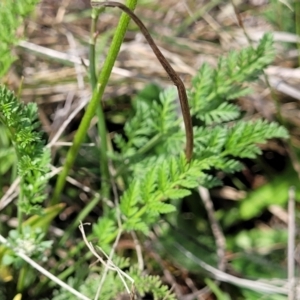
[295,0,300,66]
[51,0,138,205]
[94,0,138,204]
[276,0,283,31]
[17,264,27,292]
[17,188,23,234]
[96,104,111,205]
[89,8,103,88]
[9,127,24,235]
[89,7,111,206]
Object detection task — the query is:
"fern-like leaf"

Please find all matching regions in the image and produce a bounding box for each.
[203,102,241,124]
[190,33,275,124]
[0,85,49,213]
[224,119,289,158]
[119,155,216,232]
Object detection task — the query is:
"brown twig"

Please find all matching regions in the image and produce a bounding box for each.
[91,1,194,161]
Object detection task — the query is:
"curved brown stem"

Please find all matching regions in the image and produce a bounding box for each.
[91,1,194,161]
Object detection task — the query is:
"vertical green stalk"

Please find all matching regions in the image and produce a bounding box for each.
[89,7,111,204]
[276,0,283,31]
[295,0,300,66]
[17,187,23,234]
[10,129,24,235]
[17,265,27,292]
[96,104,111,206]
[89,8,103,88]
[51,0,138,205]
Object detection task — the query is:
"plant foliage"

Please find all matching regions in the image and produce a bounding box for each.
[86,33,288,298]
[189,33,274,123]
[0,0,40,78]
[103,33,288,236]
[0,85,50,213]
[52,256,176,300]
[0,24,290,300]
